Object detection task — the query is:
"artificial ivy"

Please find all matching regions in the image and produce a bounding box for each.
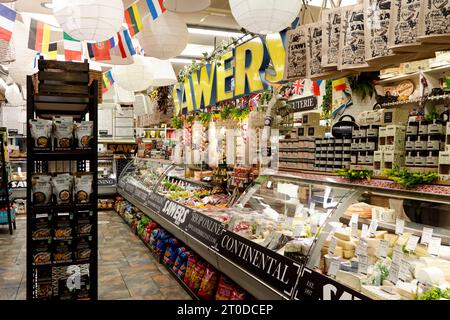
[321,80,332,120]
[349,72,378,101]
[384,167,438,189]
[336,168,373,181]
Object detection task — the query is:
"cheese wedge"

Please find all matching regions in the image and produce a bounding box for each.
[334,229,351,241]
[361,285,402,300]
[414,244,429,257]
[384,234,399,247]
[336,270,365,292]
[335,237,357,250]
[395,282,421,300]
[343,249,355,259]
[374,230,388,239]
[416,267,446,286]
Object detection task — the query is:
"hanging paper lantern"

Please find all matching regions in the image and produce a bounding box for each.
[149,58,177,87]
[5,84,24,106]
[53,0,124,42]
[113,55,154,92]
[137,12,188,60]
[229,0,301,35]
[163,0,210,13]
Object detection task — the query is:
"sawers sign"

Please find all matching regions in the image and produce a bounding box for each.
[173,33,286,114]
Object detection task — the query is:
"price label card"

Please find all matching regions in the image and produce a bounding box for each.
[309,202,316,215]
[267,233,283,251]
[328,237,337,256]
[361,224,369,239]
[356,239,368,256]
[420,227,434,244]
[267,181,273,189]
[368,219,378,237]
[393,245,403,265]
[388,263,400,283]
[358,255,369,275]
[405,235,420,252]
[428,237,442,256]
[327,259,340,278]
[351,222,359,238]
[255,224,263,236]
[395,219,405,235]
[399,259,411,282]
[295,204,304,217]
[310,223,318,235]
[261,232,275,247]
[378,239,389,258]
[293,224,303,238]
[350,213,359,226]
[284,217,294,230]
[319,213,328,226]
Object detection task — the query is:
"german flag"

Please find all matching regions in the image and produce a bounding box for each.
[124,4,142,37]
[28,18,51,52]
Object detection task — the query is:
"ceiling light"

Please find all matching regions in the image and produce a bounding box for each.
[169,58,201,64]
[187,27,243,38]
[180,44,214,58]
[41,2,53,9]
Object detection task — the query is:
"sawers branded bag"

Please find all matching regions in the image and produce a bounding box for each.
[306,22,336,80]
[321,7,342,68]
[418,0,450,44]
[338,5,370,70]
[284,25,308,81]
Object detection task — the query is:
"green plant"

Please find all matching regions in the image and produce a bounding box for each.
[419,287,450,300]
[198,112,212,125]
[349,72,378,101]
[321,80,332,120]
[384,167,438,189]
[424,109,439,121]
[186,115,195,124]
[336,169,373,181]
[231,108,250,122]
[219,105,233,121]
[171,117,184,129]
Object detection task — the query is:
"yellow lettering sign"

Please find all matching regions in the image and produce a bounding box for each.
[234,38,265,97]
[172,84,181,116]
[265,33,286,84]
[181,77,195,113]
[216,51,234,102]
[191,63,216,109]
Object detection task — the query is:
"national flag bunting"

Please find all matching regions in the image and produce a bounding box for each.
[63,32,82,61]
[146,0,166,20]
[124,4,143,37]
[43,42,58,60]
[0,4,17,42]
[332,78,347,91]
[292,79,305,95]
[87,41,112,61]
[102,70,115,93]
[117,28,136,58]
[312,80,323,96]
[28,18,51,52]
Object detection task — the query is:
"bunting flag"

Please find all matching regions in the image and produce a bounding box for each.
[117,28,136,58]
[292,79,305,95]
[43,42,58,60]
[102,70,115,93]
[0,4,17,42]
[146,0,166,20]
[332,78,347,91]
[312,80,323,96]
[28,18,51,51]
[63,32,82,61]
[124,3,143,37]
[87,40,112,61]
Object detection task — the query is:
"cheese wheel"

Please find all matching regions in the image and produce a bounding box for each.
[416,267,446,285]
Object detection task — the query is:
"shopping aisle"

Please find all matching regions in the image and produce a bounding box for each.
[0,211,191,300]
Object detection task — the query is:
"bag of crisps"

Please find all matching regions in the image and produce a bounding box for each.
[197,265,218,300]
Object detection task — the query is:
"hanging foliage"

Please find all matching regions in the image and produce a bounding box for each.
[321,80,332,120]
[171,117,184,129]
[349,72,378,101]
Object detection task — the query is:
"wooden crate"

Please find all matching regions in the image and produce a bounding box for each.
[89,70,103,104]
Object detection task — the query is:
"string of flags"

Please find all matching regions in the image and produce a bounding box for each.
[0,0,166,62]
[102,70,115,94]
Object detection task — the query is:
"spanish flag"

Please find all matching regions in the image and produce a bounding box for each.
[124,4,143,37]
[28,18,51,52]
[332,78,347,91]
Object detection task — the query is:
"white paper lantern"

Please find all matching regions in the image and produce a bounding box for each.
[53,0,124,42]
[5,84,24,106]
[137,12,188,60]
[149,58,177,87]
[163,0,210,13]
[113,55,154,92]
[229,0,301,35]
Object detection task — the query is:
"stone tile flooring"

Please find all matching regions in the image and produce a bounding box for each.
[0,211,191,300]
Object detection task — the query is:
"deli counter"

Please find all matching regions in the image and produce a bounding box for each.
[117,158,450,300]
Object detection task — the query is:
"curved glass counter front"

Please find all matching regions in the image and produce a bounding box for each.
[119,158,171,191]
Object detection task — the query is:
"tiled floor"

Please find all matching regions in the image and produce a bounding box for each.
[0,211,191,300]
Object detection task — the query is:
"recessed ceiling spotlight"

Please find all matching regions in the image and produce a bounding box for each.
[41,2,53,9]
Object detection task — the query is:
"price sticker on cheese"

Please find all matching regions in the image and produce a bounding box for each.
[328,237,337,256]
[358,255,369,275]
[351,222,358,238]
[361,224,369,239]
[405,235,420,252]
[395,219,405,235]
[284,217,294,230]
[295,204,304,217]
[350,213,359,226]
[420,227,434,245]
[310,223,318,235]
[428,237,441,256]
[398,259,411,282]
[393,245,403,265]
[293,224,303,238]
[378,239,389,258]
[388,263,400,283]
[368,219,378,237]
[356,239,368,256]
[309,202,316,215]
[327,259,340,278]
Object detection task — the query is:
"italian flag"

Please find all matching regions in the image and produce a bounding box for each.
[64,33,82,61]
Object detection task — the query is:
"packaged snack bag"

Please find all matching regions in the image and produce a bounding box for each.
[184,254,198,287]
[189,260,206,293]
[30,119,52,148]
[215,275,234,300]
[198,265,218,300]
[32,175,52,205]
[172,248,187,274]
[230,286,247,300]
[74,174,93,204]
[52,174,73,204]
[54,119,73,149]
[75,121,93,148]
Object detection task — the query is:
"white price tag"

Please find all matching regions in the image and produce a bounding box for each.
[395,219,405,235]
[399,259,411,282]
[309,202,316,215]
[351,222,358,238]
[267,181,273,189]
[361,224,369,239]
[295,204,304,217]
[358,255,369,275]
[261,232,274,247]
[327,259,340,278]
[368,219,378,237]
[393,245,403,265]
[388,263,400,283]
[356,239,368,256]
[420,227,434,245]
[293,224,303,238]
[350,213,359,226]
[310,223,317,235]
[319,213,328,226]
[255,224,263,236]
[378,239,389,258]
[428,237,441,256]
[328,237,337,256]
[405,235,420,252]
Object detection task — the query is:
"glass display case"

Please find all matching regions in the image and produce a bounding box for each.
[120,157,171,191]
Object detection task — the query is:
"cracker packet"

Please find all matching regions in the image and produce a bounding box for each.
[32,175,52,205]
[74,174,93,203]
[75,121,93,149]
[53,119,73,149]
[30,119,52,149]
[52,174,73,204]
